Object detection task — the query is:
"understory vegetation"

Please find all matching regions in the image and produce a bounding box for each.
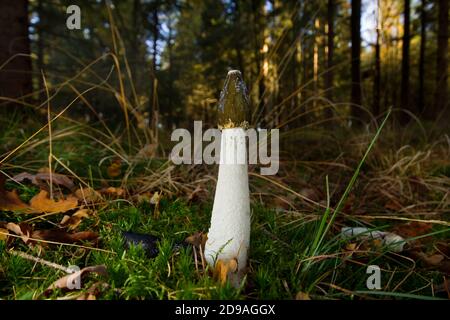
[0,113,448,300]
[0,0,448,300]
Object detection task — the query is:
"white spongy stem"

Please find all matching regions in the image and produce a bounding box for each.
[204,128,250,277]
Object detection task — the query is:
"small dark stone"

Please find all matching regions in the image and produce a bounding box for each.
[122,231,160,258]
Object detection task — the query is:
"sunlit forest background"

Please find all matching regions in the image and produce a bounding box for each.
[0,0,448,300]
[1,0,448,129]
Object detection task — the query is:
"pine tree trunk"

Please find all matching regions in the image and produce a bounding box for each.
[233,0,245,76]
[0,0,32,112]
[326,0,335,101]
[252,0,265,126]
[351,0,363,123]
[313,18,319,111]
[434,0,448,120]
[150,4,159,135]
[326,0,335,120]
[418,0,426,114]
[37,0,45,104]
[400,0,411,123]
[374,27,381,117]
[131,0,141,78]
[167,13,174,128]
[152,7,158,75]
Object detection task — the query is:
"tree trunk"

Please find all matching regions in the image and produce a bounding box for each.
[152,7,159,75]
[37,0,45,104]
[233,0,245,75]
[373,28,381,117]
[0,0,32,112]
[167,12,174,128]
[313,18,319,111]
[351,0,363,123]
[325,0,335,121]
[434,0,448,119]
[373,2,381,118]
[326,0,335,102]
[131,0,141,76]
[150,4,159,132]
[400,0,411,122]
[291,6,300,116]
[418,0,426,114]
[251,0,265,125]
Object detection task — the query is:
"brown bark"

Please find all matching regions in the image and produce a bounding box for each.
[0,0,32,111]
[351,0,363,122]
[434,0,448,119]
[252,0,265,125]
[326,0,335,102]
[152,6,159,75]
[233,0,245,76]
[150,3,159,129]
[37,0,44,104]
[374,26,381,117]
[418,0,426,114]
[400,0,411,122]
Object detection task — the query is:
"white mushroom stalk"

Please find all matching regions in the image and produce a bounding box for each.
[204,70,251,287]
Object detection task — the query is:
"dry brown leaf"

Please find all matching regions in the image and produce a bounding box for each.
[299,187,321,202]
[433,278,450,298]
[12,172,75,190]
[1,174,78,214]
[295,292,311,300]
[187,186,208,203]
[38,167,51,173]
[150,191,161,205]
[6,222,97,245]
[74,187,101,202]
[6,222,97,246]
[76,282,110,300]
[273,197,292,211]
[393,222,433,239]
[0,228,8,241]
[342,193,356,214]
[107,160,122,178]
[6,222,23,236]
[0,174,30,211]
[78,293,97,300]
[409,250,450,274]
[100,187,125,197]
[72,208,90,218]
[45,265,108,295]
[136,192,151,204]
[384,199,403,211]
[422,254,445,266]
[32,229,98,244]
[60,209,90,231]
[0,189,30,212]
[214,258,238,285]
[29,190,78,214]
[150,191,161,218]
[136,143,157,159]
[6,222,32,243]
[185,232,208,248]
[60,215,70,225]
[61,230,98,243]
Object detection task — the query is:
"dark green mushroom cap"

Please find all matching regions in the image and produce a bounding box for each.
[218,70,249,129]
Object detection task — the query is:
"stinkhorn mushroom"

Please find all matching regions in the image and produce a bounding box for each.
[204,70,251,287]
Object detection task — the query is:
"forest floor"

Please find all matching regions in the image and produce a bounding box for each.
[0,114,449,300]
